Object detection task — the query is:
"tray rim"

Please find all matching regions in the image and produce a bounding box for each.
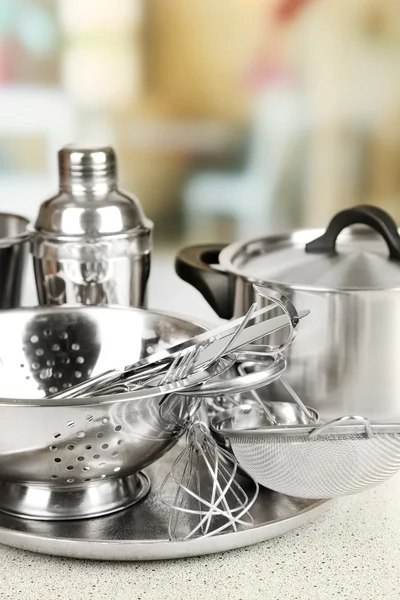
[0,497,332,561]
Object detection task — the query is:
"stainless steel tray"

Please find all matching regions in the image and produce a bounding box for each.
[0,443,330,561]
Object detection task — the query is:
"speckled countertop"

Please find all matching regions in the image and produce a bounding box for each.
[0,472,399,600]
[2,258,398,599]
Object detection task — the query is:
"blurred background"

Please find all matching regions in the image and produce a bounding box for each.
[1,0,400,313]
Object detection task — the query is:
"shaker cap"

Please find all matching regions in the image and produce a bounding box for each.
[59,144,117,182]
[32,144,153,238]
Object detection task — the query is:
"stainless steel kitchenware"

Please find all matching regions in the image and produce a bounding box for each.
[53,289,307,400]
[211,406,400,499]
[0,305,213,520]
[176,204,400,421]
[159,415,259,541]
[0,442,330,560]
[235,363,317,424]
[209,396,319,450]
[52,301,261,399]
[30,144,153,307]
[177,353,286,397]
[89,352,287,400]
[0,212,30,308]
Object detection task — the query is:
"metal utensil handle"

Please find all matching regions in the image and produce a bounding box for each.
[51,368,122,400]
[50,360,172,400]
[159,345,202,385]
[51,303,280,400]
[279,378,317,423]
[194,310,308,369]
[176,352,286,397]
[237,362,277,424]
[201,302,259,369]
[252,285,299,353]
[51,306,308,401]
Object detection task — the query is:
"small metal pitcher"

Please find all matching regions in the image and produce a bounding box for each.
[0,212,29,308]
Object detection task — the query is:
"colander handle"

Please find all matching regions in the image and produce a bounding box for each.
[305,204,400,260]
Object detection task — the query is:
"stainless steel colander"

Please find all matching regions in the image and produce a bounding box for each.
[0,305,288,521]
[0,305,215,520]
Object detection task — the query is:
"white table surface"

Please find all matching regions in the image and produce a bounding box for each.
[2,251,399,600]
[0,475,399,600]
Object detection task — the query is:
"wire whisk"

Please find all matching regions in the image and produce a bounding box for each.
[159,415,259,541]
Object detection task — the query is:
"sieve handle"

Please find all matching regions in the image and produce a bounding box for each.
[308,415,373,439]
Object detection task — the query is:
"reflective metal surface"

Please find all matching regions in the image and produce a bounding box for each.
[228,265,400,421]
[182,353,286,396]
[55,303,305,401]
[209,396,318,450]
[222,228,400,291]
[208,390,319,426]
[30,144,153,308]
[175,208,400,421]
[0,472,150,521]
[0,305,207,519]
[211,404,400,499]
[219,207,400,420]
[0,442,330,561]
[0,212,30,308]
[159,421,259,542]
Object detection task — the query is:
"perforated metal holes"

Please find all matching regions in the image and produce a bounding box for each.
[49,418,124,483]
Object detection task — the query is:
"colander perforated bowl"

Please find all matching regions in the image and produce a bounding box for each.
[0,305,209,520]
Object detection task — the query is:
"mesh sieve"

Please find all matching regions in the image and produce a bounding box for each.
[212,406,400,499]
[230,432,400,498]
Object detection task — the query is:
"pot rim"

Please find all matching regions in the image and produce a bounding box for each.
[219,228,400,294]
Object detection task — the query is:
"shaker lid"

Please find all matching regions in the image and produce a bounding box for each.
[33,144,153,237]
[220,205,400,291]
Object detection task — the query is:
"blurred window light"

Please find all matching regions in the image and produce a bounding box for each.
[58,0,143,34]
[0,135,46,174]
[124,121,235,152]
[16,5,57,56]
[61,44,141,108]
[0,1,15,34]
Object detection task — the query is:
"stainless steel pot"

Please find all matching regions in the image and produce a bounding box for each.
[176,205,400,421]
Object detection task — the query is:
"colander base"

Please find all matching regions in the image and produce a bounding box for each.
[0,472,150,521]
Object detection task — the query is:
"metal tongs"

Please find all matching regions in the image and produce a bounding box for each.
[52,286,309,400]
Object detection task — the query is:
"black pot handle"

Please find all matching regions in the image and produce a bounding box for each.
[175,244,235,319]
[305,204,400,260]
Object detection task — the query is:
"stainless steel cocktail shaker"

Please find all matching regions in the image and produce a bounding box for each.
[30,144,153,307]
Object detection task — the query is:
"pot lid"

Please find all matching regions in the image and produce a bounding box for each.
[221,205,400,292]
[32,144,153,238]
